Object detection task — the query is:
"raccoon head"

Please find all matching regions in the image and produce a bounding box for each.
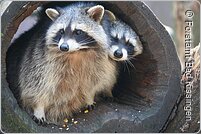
[103,10,143,61]
[45,4,108,53]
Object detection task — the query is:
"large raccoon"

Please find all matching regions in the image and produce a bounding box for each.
[102,10,143,61]
[6,3,117,124]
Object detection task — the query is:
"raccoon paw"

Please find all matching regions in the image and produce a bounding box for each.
[32,115,47,126]
[33,105,47,125]
[86,102,96,111]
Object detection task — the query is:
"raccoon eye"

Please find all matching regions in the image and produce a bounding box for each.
[75,29,84,35]
[127,44,135,55]
[59,29,65,35]
[127,42,133,47]
[113,34,118,42]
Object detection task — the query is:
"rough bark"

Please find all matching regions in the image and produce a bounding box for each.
[164,44,200,133]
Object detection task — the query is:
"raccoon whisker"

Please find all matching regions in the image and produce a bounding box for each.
[79,39,95,45]
[78,37,94,44]
[127,60,136,70]
[81,39,95,44]
[80,40,96,46]
[128,56,138,61]
[122,62,126,72]
[78,36,93,43]
[80,46,99,49]
[126,61,131,76]
[51,39,59,43]
[124,61,131,76]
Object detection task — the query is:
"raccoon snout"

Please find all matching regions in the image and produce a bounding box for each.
[114,50,123,58]
[60,43,69,51]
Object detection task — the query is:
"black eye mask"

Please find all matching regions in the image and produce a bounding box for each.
[74,29,88,43]
[125,43,135,55]
[111,37,135,55]
[74,29,96,46]
[53,29,64,43]
[52,28,96,48]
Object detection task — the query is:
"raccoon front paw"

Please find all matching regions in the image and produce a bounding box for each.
[86,102,96,111]
[33,106,47,125]
[32,115,47,126]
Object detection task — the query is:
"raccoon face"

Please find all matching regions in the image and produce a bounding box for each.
[46,23,97,52]
[108,21,143,61]
[109,37,136,61]
[102,10,143,61]
[45,5,108,53]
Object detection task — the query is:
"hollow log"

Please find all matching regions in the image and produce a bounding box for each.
[164,44,200,133]
[1,1,181,133]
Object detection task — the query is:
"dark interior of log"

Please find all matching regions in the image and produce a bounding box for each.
[2,1,181,133]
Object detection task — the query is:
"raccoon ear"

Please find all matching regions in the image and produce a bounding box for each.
[45,8,60,21]
[87,5,104,22]
[105,10,116,22]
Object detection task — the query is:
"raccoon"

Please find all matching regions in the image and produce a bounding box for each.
[102,10,143,61]
[6,3,117,124]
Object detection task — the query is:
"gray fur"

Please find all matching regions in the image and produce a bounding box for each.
[102,11,143,61]
[7,3,118,124]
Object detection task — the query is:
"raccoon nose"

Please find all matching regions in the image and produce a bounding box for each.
[60,43,69,51]
[114,50,123,58]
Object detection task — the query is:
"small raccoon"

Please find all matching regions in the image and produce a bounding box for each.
[6,3,117,124]
[102,10,143,61]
